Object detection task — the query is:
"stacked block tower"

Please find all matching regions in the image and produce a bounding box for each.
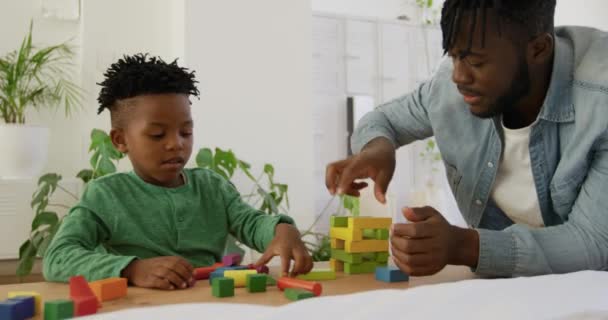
[329,216,392,274]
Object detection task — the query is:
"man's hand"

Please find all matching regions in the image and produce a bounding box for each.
[391,207,479,276]
[255,224,313,277]
[121,256,194,290]
[325,137,396,203]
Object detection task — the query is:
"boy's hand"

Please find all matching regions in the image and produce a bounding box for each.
[121,256,194,290]
[255,223,313,277]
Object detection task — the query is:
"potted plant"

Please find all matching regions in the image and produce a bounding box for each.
[0,21,82,179]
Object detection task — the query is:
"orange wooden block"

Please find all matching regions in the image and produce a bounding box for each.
[277,277,322,296]
[88,278,127,302]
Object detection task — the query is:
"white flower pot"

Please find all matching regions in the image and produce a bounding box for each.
[0,124,50,179]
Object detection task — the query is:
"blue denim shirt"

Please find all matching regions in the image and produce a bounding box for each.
[352,27,608,277]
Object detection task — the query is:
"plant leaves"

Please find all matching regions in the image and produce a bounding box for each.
[196,148,214,168]
[76,169,93,184]
[31,211,58,231]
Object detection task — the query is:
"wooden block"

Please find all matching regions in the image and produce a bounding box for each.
[348,217,392,229]
[330,216,348,227]
[362,229,376,239]
[212,277,234,298]
[277,277,322,296]
[246,264,269,274]
[375,266,409,282]
[222,253,242,267]
[330,227,362,241]
[375,229,389,240]
[7,296,35,319]
[284,288,314,301]
[44,299,74,320]
[345,239,389,253]
[0,300,19,320]
[223,270,257,287]
[208,270,225,285]
[376,252,390,263]
[88,278,127,303]
[330,238,345,249]
[193,264,220,280]
[69,276,96,298]
[344,261,383,274]
[208,266,249,284]
[329,258,343,272]
[72,295,98,316]
[296,270,336,281]
[331,249,362,264]
[8,291,41,315]
[246,274,267,293]
[266,276,277,286]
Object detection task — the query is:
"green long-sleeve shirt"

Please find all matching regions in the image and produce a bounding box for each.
[43,168,294,282]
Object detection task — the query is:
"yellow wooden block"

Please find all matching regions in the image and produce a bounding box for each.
[345,239,389,253]
[330,227,362,241]
[331,238,345,249]
[330,259,343,272]
[223,270,257,287]
[348,217,392,230]
[8,291,41,315]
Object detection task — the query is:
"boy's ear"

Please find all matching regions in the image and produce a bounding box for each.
[110,128,128,153]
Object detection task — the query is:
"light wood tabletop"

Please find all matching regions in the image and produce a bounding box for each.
[0,264,475,318]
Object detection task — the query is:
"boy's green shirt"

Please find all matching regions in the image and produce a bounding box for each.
[43,168,294,282]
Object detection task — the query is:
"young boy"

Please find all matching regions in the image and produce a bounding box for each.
[43,54,313,290]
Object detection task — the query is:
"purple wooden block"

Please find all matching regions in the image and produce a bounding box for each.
[222,253,242,267]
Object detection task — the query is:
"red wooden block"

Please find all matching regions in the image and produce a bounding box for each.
[72,295,97,316]
[69,276,95,298]
[222,253,242,267]
[193,262,223,280]
[277,277,322,296]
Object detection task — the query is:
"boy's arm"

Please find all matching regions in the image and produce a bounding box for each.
[43,207,136,282]
[220,179,295,253]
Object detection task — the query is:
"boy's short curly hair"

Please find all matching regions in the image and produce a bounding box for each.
[97,53,200,127]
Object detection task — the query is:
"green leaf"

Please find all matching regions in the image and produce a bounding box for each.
[196,148,214,168]
[264,164,275,178]
[38,173,61,192]
[16,240,36,277]
[237,160,256,181]
[31,211,58,230]
[98,158,116,176]
[36,222,60,257]
[215,148,237,178]
[76,169,93,183]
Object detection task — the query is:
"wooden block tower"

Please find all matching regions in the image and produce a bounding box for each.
[329,216,391,274]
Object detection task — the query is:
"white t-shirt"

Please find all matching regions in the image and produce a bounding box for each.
[490,119,544,228]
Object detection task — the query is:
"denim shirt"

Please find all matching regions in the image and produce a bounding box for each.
[352,26,608,277]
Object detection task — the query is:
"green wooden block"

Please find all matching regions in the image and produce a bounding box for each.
[44,299,74,320]
[266,276,277,286]
[375,252,390,263]
[362,229,376,239]
[344,261,381,274]
[296,270,337,281]
[375,229,389,240]
[212,277,234,298]
[284,288,315,301]
[331,248,362,264]
[246,274,267,293]
[330,216,348,228]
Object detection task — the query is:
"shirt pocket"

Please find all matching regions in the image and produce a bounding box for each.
[550,170,587,219]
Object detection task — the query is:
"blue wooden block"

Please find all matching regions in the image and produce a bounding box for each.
[9,296,35,319]
[0,300,20,320]
[375,266,409,282]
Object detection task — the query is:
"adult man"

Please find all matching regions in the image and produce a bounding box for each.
[326,0,608,277]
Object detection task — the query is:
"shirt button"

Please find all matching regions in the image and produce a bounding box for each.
[487,162,494,168]
[475,200,482,206]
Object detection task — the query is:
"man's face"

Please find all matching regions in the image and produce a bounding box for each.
[448,12,531,119]
[114,94,193,187]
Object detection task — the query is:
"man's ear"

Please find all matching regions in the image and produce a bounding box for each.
[110,128,128,154]
[528,33,554,65]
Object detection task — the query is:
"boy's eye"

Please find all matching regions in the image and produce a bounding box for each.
[149,133,164,139]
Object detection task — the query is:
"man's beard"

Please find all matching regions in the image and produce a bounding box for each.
[474,59,531,119]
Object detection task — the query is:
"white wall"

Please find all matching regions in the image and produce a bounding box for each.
[555,0,608,31]
[184,0,315,228]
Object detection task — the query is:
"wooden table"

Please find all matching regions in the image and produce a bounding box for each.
[0,265,475,318]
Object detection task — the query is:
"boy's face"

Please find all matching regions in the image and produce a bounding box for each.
[111,94,193,188]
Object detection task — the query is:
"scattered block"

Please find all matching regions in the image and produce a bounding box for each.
[0,300,19,320]
[277,277,322,296]
[7,296,35,319]
[212,277,235,298]
[266,276,277,286]
[223,270,258,287]
[69,276,96,298]
[296,270,336,281]
[330,216,348,227]
[7,291,41,315]
[222,253,242,267]
[72,295,98,317]
[284,288,314,301]
[44,299,74,320]
[88,277,127,303]
[246,274,267,293]
[375,266,409,282]
[208,270,226,285]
